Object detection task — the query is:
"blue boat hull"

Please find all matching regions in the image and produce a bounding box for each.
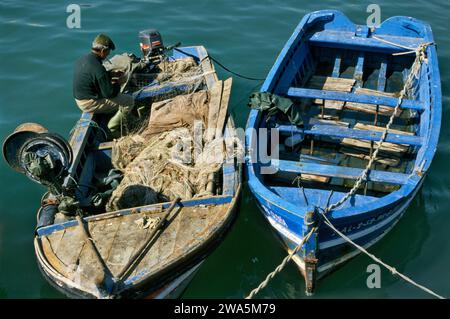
[250,177,424,278]
[245,9,441,294]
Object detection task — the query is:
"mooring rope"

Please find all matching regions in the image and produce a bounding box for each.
[246,40,445,299]
[245,227,316,299]
[319,212,445,299]
[200,55,266,81]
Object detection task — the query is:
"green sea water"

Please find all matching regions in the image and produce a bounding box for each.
[0,0,449,299]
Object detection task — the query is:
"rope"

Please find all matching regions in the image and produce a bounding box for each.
[246,40,443,299]
[245,227,316,299]
[200,55,266,81]
[321,39,430,215]
[372,36,434,57]
[320,212,445,299]
[172,47,265,81]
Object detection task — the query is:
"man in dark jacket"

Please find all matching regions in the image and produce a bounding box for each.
[73,34,134,134]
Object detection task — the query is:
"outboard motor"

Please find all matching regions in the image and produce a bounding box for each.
[3,123,122,221]
[3,123,78,221]
[3,123,72,192]
[139,29,165,62]
[138,29,181,65]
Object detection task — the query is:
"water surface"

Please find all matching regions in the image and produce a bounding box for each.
[0,0,449,298]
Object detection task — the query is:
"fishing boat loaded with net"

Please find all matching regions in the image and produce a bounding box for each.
[3,31,242,298]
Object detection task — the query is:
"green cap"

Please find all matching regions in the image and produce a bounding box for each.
[92,33,115,50]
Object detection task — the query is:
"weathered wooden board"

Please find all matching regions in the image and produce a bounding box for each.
[214,77,233,139]
[353,123,414,135]
[205,80,224,142]
[307,76,356,91]
[127,205,227,282]
[105,213,156,276]
[306,76,355,110]
[341,150,400,167]
[41,202,231,291]
[41,236,71,277]
[51,226,85,268]
[342,123,414,153]
[345,88,402,116]
[301,174,330,183]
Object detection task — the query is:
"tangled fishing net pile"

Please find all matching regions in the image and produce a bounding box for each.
[106,90,225,211]
[129,57,206,102]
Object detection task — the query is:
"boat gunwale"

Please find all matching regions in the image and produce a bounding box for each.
[34,184,241,299]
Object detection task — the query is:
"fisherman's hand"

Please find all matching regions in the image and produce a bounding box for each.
[110,70,124,84]
[109,70,124,78]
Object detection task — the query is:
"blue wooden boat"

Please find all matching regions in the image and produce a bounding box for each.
[4,44,241,298]
[245,10,441,294]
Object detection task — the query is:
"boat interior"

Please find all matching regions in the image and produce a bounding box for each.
[258,20,431,210]
[62,47,239,217]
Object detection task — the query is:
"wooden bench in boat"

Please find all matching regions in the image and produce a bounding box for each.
[308,30,426,54]
[276,123,422,147]
[287,87,425,112]
[271,159,410,185]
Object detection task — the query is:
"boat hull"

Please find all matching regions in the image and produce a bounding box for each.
[35,241,203,299]
[245,9,440,294]
[32,44,242,299]
[251,176,424,281]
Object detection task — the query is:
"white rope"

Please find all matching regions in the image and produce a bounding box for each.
[245,227,316,299]
[372,35,434,57]
[320,212,445,299]
[246,40,444,299]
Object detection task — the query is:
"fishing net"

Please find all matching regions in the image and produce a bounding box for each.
[129,57,206,103]
[106,90,225,211]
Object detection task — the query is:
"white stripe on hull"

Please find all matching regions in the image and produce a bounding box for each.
[261,180,422,251]
[258,180,423,276]
[154,261,204,299]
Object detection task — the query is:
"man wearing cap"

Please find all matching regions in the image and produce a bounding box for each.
[73,34,134,135]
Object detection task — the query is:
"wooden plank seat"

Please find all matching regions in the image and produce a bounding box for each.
[296,154,339,183]
[271,159,410,185]
[287,87,425,112]
[276,123,422,147]
[308,31,426,54]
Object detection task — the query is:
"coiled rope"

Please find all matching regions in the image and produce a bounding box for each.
[246,39,445,299]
